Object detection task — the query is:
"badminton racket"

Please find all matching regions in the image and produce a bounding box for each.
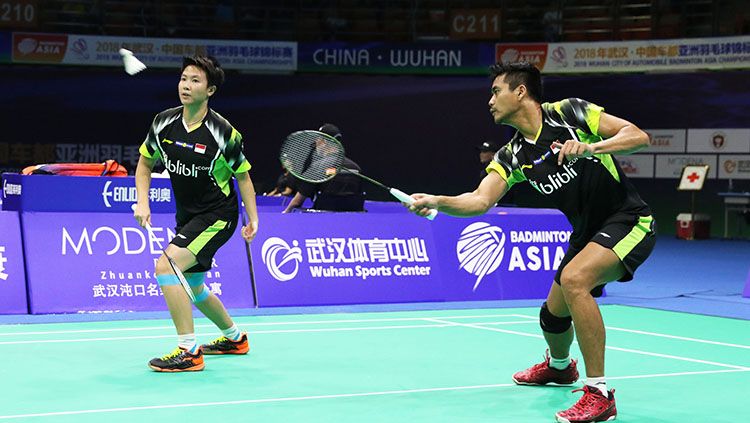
[144,224,196,302]
[280,130,437,220]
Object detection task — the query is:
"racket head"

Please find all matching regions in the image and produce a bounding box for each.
[280,130,345,183]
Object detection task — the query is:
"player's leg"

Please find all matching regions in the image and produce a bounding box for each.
[513,244,579,386]
[148,245,204,372]
[555,215,656,423]
[178,214,250,355]
[558,243,625,381]
[513,282,578,386]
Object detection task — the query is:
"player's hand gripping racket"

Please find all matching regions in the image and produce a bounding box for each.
[280,130,438,220]
[144,224,196,302]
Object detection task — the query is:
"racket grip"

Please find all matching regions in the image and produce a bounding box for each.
[389,188,438,220]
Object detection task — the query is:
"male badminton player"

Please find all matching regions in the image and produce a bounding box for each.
[133,55,259,372]
[408,61,656,422]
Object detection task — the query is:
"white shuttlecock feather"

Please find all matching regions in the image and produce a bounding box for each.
[119,48,147,75]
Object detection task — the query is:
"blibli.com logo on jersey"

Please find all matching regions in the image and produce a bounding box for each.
[456,222,571,291]
[261,237,303,282]
[163,156,210,178]
[529,160,579,195]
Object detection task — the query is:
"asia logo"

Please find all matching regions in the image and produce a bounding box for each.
[0,246,8,281]
[261,237,303,282]
[456,222,505,291]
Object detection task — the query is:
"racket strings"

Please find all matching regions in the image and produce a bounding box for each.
[280,131,345,183]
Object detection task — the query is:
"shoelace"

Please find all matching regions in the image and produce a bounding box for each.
[160,347,184,361]
[567,387,606,416]
[208,336,229,345]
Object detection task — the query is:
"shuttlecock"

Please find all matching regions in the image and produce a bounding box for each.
[119,48,147,75]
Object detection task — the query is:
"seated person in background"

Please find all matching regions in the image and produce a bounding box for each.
[265,168,296,196]
[282,123,365,213]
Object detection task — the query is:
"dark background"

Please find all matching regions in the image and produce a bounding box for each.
[3,66,750,236]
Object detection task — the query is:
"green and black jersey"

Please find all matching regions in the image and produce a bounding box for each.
[139,106,250,224]
[487,98,651,247]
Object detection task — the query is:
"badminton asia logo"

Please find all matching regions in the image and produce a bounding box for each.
[261,237,303,282]
[0,246,8,281]
[456,222,506,291]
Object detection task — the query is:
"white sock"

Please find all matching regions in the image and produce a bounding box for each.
[221,324,242,341]
[178,333,197,353]
[585,377,608,396]
[549,355,571,370]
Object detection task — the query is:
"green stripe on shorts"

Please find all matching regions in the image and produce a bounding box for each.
[612,215,653,260]
[187,219,228,256]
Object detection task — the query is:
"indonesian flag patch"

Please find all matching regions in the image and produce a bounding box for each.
[194,143,207,154]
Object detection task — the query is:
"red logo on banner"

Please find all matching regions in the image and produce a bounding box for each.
[495,44,548,68]
[13,33,68,63]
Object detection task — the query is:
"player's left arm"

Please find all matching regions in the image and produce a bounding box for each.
[235,171,259,242]
[553,112,649,165]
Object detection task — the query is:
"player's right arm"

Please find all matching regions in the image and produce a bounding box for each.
[134,155,155,228]
[410,172,508,217]
[134,115,163,228]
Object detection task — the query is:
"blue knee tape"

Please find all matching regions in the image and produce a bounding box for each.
[156,274,180,286]
[185,272,206,288]
[193,285,210,303]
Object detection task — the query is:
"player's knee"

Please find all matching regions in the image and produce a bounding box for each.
[192,284,210,303]
[559,267,589,296]
[540,302,572,334]
[154,256,171,276]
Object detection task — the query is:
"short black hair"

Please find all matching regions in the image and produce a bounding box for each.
[182,55,225,91]
[319,123,343,142]
[489,61,542,103]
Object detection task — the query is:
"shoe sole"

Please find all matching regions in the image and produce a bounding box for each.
[555,414,616,423]
[512,376,577,386]
[148,363,205,372]
[202,345,250,355]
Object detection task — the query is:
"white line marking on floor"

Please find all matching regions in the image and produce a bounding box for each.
[0,321,535,345]
[513,313,750,350]
[0,314,532,336]
[0,369,747,420]
[423,318,750,371]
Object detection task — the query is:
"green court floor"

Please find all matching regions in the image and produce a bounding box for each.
[0,305,747,422]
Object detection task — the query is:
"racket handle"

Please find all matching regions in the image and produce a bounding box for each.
[389,188,438,220]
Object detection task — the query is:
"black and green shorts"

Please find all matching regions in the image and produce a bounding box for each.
[555,213,656,296]
[170,212,238,273]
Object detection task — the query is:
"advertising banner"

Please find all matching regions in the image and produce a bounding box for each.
[686,128,750,153]
[431,209,571,302]
[250,213,444,307]
[498,35,750,74]
[0,211,28,314]
[12,32,297,72]
[640,129,687,153]
[298,41,495,74]
[22,212,253,314]
[1,174,175,213]
[654,154,717,179]
[718,155,750,180]
[615,154,654,178]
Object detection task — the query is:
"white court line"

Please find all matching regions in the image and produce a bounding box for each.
[0,321,533,346]
[0,313,532,336]
[0,369,747,420]
[423,318,750,371]
[511,313,750,351]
